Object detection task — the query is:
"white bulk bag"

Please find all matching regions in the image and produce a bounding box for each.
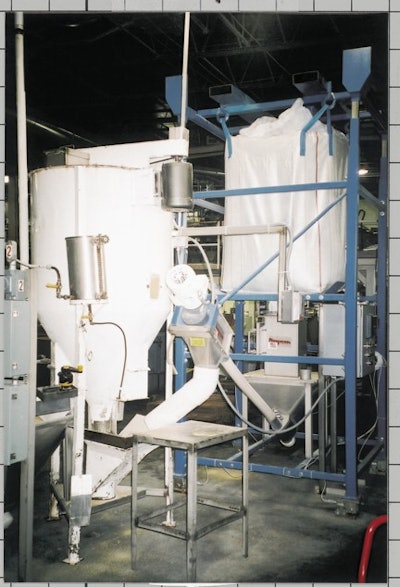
[221,98,348,294]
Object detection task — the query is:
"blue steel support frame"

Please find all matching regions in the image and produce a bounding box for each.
[343,104,361,505]
[168,48,387,505]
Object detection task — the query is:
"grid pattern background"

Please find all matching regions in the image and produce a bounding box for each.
[0,1,397,586]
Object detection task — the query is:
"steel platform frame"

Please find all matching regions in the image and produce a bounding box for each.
[166,47,387,513]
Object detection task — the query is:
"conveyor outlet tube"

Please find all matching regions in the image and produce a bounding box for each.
[144,365,219,430]
[121,366,219,435]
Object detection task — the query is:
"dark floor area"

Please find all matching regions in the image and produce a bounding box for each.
[4,433,387,583]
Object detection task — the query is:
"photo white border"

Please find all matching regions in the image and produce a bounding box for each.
[0,1,396,586]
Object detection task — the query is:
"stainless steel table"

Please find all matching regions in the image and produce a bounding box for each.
[131,420,248,581]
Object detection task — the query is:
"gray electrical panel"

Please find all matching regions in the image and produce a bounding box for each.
[4,300,31,378]
[4,267,31,464]
[5,269,29,301]
[4,268,31,377]
[257,314,307,377]
[4,381,30,465]
[319,303,376,377]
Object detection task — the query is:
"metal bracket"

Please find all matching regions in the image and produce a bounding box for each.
[216,108,232,158]
[300,86,336,156]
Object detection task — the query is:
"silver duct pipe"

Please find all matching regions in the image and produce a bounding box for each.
[15,12,29,265]
[180,12,191,130]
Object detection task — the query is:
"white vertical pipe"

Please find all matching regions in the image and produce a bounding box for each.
[64,315,87,565]
[180,12,191,130]
[16,13,35,579]
[15,12,29,265]
[18,268,37,581]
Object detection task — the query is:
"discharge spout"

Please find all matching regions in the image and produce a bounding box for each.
[120,366,219,438]
[221,357,289,431]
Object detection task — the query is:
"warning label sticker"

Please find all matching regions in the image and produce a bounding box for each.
[267,336,292,350]
[189,337,206,348]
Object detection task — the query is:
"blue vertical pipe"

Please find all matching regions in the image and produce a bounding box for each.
[344,102,361,504]
[376,136,388,453]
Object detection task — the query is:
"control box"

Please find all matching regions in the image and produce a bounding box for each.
[4,381,29,465]
[256,314,307,377]
[319,303,376,377]
[4,299,31,377]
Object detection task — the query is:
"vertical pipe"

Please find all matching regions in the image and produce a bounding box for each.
[64,314,87,565]
[165,315,175,525]
[18,269,37,581]
[242,428,249,558]
[186,448,197,581]
[234,301,245,426]
[131,440,139,569]
[180,12,191,130]
[317,371,327,493]
[304,379,313,459]
[344,100,361,504]
[15,13,29,265]
[15,19,36,573]
[330,379,337,472]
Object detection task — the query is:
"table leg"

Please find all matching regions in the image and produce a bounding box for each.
[131,440,139,569]
[242,431,249,558]
[186,448,197,581]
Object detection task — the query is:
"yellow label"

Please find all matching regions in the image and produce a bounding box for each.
[189,337,206,347]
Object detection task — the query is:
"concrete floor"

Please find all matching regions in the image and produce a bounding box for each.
[4,435,387,583]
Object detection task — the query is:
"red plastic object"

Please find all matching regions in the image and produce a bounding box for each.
[358,514,388,583]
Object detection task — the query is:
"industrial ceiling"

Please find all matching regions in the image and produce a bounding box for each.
[5,11,388,193]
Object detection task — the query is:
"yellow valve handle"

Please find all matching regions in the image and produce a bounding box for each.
[62,364,84,373]
[46,283,59,289]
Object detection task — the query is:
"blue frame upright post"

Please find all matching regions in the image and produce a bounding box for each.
[343,102,361,508]
[342,46,372,509]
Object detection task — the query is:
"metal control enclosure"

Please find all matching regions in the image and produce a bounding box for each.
[5,269,29,301]
[4,381,30,465]
[4,299,31,378]
[256,315,307,377]
[319,303,376,377]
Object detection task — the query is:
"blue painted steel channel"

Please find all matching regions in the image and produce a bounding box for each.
[196,456,347,483]
[343,105,361,506]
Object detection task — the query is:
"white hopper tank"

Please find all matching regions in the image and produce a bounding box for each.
[31,142,177,427]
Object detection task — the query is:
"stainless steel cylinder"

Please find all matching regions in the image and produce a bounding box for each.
[161,159,193,211]
[65,235,109,302]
